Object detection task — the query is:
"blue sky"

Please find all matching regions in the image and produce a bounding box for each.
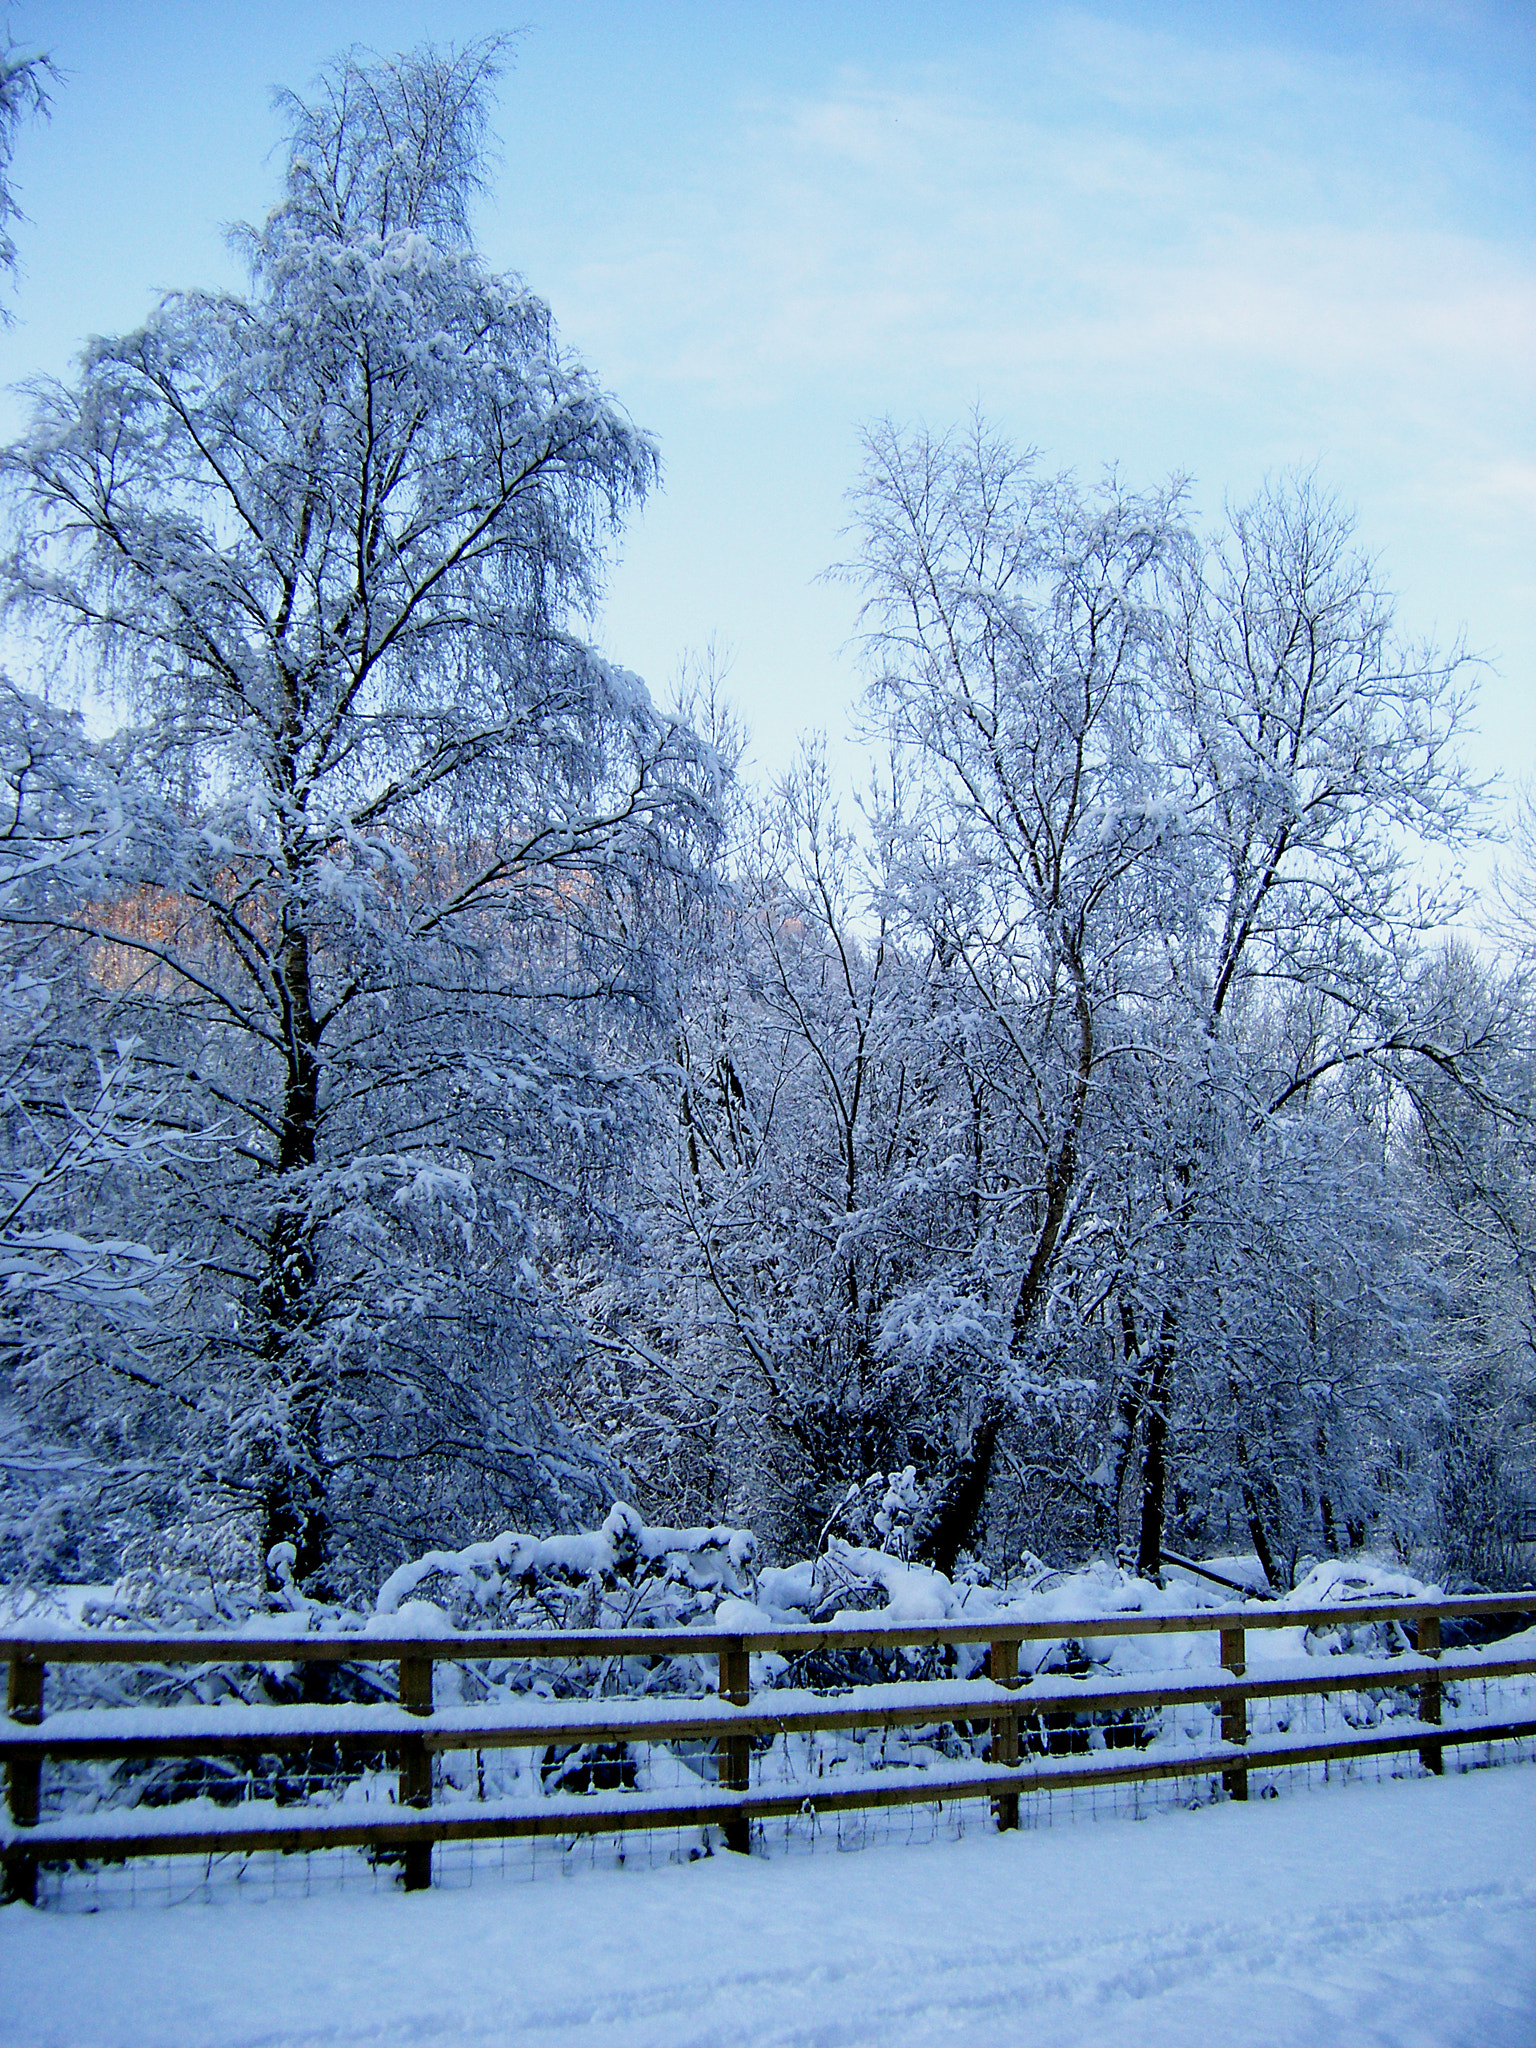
[2,2,1531,846]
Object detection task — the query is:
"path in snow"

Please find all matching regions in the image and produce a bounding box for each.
[3,1764,1534,2047]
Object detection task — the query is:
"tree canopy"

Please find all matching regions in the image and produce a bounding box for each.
[0,46,1529,1607]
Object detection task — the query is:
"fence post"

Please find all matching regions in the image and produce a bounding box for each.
[1416,1614,1443,1776]
[3,1654,44,1906]
[1219,1626,1248,1802]
[398,1653,434,1891]
[990,1637,1021,1832]
[718,1638,751,1855]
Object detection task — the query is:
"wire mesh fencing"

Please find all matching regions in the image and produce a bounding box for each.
[8,1590,1536,1914]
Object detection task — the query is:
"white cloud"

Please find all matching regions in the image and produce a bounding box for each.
[499,5,1534,792]
[547,48,1530,416]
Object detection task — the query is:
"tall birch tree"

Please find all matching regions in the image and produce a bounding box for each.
[1,42,716,1593]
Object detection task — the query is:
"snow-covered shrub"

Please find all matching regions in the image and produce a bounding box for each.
[1279,1557,1434,1661]
[370,1508,754,1804]
[812,1467,933,1563]
[373,1501,756,1634]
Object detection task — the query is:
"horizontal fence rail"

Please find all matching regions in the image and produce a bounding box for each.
[7,1589,1536,1662]
[4,1589,1535,1903]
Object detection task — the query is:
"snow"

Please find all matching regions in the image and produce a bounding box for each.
[2,1764,1532,2047]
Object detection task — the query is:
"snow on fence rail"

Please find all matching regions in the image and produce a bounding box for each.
[4,1589,1536,1905]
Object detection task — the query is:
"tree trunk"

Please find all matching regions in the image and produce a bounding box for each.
[259,901,327,1592]
[922,953,1099,1573]
[920,1405,1003,1576]
[925,1119,1090,1572]
[1103,1297,1148,1551]
[1135,1352,1170,1577]
[1316,1425,1340,1555]
[1241,1481,1280,1592]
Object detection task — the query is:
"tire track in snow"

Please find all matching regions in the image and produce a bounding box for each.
[210,1877,1536,2048]
[508,1881,1536,2048]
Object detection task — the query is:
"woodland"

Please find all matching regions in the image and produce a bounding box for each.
[1,39,1532,1615]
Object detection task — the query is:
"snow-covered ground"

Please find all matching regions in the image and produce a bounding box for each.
[3,1764,1533,2048]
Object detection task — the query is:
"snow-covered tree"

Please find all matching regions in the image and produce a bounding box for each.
[1402,934,1536,1587]
[623,742,1007,1555]
[0,686,192,1583]
[843,418,1188,1567]
[0,36,52,311]
[1101,473,1487,1573]
[0,42,717,1594]
[842,421,1493,1578]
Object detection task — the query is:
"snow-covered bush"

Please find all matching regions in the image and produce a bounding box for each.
[373,1501,756,1635]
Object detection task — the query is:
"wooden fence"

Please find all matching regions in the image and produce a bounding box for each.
[5,1589,1536,1904]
